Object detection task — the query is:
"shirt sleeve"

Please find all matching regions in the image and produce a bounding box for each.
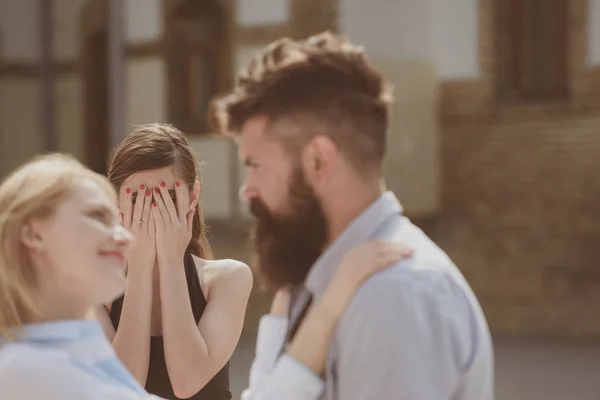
[241,355,324,400]
[334,273,467,400]
[247,315,288,390]
[241,315,324,400]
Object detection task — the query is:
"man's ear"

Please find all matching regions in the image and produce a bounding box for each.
[301,135,338,186]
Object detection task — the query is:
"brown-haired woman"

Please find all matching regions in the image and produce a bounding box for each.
[93,123,253,400]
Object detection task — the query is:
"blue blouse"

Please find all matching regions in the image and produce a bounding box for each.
[0,318,324,400]
[0,320,160,399]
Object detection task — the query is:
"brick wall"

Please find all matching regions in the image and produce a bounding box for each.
[423,0,600,338]
[418,113,600,338]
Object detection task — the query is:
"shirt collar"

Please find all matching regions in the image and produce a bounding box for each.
[305,191,403,298]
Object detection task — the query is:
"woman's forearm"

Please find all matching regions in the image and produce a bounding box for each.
[111,268,154,385]
[286,279,350,376]
[159,264,214,399]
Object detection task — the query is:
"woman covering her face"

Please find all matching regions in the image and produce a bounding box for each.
[94,123,253,400]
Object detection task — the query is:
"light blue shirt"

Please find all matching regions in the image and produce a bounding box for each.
[287,191,495,399]
[0,320,159,399]
[0,319,325,400]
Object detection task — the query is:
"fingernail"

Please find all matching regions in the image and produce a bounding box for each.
[139,184,145,190]
[152,202,157,207]
[146,189,151,196]
[175,182,180,187]
[154,188,160,194]
[160,182,166,188]
[125,188,131,194]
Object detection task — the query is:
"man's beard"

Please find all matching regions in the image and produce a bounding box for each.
[249,169,328,292]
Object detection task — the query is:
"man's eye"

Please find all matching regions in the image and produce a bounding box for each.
[244,160,259,169]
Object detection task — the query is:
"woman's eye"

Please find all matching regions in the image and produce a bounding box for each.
[90,210,109,224]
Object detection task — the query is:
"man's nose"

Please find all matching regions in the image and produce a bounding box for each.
[239,182,258,204]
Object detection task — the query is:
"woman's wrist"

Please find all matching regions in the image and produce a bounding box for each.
[319,278,354,321]
[286,304,334,376]
[126,261,154,281]
[269,288,291,316]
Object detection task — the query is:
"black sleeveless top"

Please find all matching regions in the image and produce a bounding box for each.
[109,252,231,400]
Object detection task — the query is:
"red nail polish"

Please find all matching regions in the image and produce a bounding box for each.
[125,188,131,194]
[146,189,151,196]
[139,184,145,190]
[175,182,180,187]
[152,202,157,207]
[160,182,166,188]
[154,188,160,194]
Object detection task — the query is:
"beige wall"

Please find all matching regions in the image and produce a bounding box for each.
[340,0,440,216]
[125,58,166,126]
[588,0,600,65]
[125,0,162,44]
[189,137,237,219]
[232,44,272,218]
[376,59,440,216]
[431,0,479,79]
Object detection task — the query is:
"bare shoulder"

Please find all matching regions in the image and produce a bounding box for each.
[192,256,253,295]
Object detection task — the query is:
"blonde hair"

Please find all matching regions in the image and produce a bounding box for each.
[0,153,116,338]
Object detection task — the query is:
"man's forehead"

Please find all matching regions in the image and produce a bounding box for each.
[238,116,275,155]
[240,116,269,142]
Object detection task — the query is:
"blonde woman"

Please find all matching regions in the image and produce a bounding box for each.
[0,154,412,399]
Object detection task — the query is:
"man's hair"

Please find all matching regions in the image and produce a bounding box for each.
[209,31,393,174]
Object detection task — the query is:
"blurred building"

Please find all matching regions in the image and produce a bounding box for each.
[0,0,599,339]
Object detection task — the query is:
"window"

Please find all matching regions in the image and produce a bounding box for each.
[166,0,227,133]
[495,0,569,102]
